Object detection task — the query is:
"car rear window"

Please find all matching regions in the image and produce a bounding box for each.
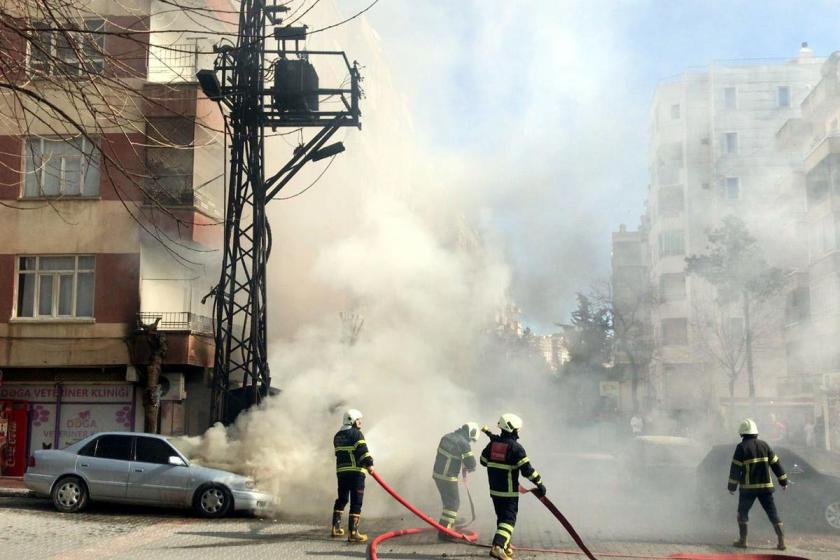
[95,435,133,461]
[135,437,176,465]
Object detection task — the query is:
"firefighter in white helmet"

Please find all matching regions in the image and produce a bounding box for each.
[331,408,374,543]
[480,413,546,560]
[432,422,480,538]
[728,418,788,550]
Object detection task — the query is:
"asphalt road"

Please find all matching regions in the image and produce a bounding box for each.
[1,493,839,559]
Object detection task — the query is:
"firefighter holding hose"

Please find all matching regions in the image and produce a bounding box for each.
[432,422,480,538]
[728,418,788,551]
[481,413,546,560]
[332,408,374,543]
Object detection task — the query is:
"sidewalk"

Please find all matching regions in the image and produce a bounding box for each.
[0,476,33,497]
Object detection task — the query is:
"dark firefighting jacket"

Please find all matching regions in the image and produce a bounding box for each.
[334,426,373,474]
[480,432,542,497]
[727,435,788,493]
[433,426,477,482]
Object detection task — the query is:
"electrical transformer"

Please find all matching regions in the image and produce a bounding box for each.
[273,59,319,112]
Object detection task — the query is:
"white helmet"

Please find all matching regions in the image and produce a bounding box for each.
[343,408,363,426]
[738,418,758,436]
[463,422,480,442]
[498,413,523,433]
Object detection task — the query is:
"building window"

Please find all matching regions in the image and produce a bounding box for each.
[660,273,686,301]
[658,185,684,216]
[778,86,791,108]
[724,132,738,155]
[725,177,740,199]
[671,104,680,120]
[659,230,685,257]
[724,87,737,109]
[29,19,105,77]
[23,137,100,198]
[661,318,688,346]
[16,255,95,318]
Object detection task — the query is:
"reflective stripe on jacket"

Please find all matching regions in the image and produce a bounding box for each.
[727,436,787,493]
[334,426,373,474]
[433,427,477,482]
[480,432,542,497]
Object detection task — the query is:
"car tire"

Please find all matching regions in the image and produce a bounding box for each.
[51,476,89,513]
[193,484,233,518]
[824,500,840,531]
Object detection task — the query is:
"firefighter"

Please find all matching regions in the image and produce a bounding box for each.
[728,418,788,550]
[332,408,374,543]
[480,413,546,560]
[433,422,480,538]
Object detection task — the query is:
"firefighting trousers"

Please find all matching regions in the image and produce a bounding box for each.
[737,491,781,525]
[434,478,460,528]
[334,472,365,515]
[490,495,519,548]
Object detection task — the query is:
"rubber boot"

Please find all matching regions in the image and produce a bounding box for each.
[347,513,368,544]
[330,510,345,538]
[505,545,515,558]
[732,522,748,548]
[774,523,786,551]
[489,544,512,560]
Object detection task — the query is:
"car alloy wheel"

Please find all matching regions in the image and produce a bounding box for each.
[200,487,226,514]
[56,480,82,508]
[825,501,840,530]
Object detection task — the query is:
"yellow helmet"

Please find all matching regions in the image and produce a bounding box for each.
[738,418,758,436]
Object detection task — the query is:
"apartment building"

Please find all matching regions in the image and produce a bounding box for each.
[0,1,226,468]
[645,45,823,417]
[778,52,840,447]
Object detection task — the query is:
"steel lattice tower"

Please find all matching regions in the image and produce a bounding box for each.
[199,1,361,424]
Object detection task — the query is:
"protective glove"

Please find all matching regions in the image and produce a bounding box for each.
[534,483,547,498]
[481,425,492,434]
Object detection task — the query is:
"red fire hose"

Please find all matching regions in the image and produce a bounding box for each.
[366,470,810,560]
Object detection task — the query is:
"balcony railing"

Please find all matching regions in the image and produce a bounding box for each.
[137,312,213,334]
[148,42,199,83]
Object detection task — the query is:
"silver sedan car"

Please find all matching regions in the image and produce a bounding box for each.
[24,432,273,517]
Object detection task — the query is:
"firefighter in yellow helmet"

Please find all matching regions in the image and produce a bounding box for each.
[332,409,374,543]
[480,413,546,560]
[728,418,788,550]
[432,422,480,538]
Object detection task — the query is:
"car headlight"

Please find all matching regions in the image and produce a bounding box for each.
[244,479,256,490]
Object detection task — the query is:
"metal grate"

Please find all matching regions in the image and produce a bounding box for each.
[137,312,213,334]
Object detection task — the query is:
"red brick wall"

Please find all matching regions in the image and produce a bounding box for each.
[105,17,149,79]
[95,253,140,323]
[0,136,22,200]
[100,133,146,201]
[0,254,15,322]
[0,17,28,83]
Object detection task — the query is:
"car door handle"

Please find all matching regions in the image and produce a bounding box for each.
[134,468,144,473]
[80,463,89,468]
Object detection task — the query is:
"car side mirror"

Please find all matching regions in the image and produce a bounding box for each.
[168,456,187,467]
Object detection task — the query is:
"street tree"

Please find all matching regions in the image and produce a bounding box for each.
[685,216,786,407]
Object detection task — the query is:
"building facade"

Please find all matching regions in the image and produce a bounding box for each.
[0,1,227,471]
[644,45,823,420]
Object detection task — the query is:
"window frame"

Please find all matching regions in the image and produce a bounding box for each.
[777,85,791,108]
[14,255,96,320]
[22,136,101,199]
[134,436,179,465]
[724,86,737,110]
[725,176,740,200]
[27,19,106,78]
[724,132,739,155]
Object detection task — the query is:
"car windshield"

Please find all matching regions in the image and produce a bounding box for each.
[780,446,840,477]
[165,437,192,459]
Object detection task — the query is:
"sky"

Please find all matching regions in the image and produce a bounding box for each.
[335,0,840,331]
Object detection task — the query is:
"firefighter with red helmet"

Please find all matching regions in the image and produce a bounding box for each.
[480,413,546,560]
[728,418,789,551]
[332,408,374,543]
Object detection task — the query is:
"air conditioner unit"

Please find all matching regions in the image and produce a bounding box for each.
[160,373,186,401]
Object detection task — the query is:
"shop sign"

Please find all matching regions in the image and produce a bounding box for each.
[0,384,133,403]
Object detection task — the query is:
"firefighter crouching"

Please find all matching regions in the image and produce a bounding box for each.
[332,408,374,543]
[728,418,788,551]
[481,413,546,560]
[433,422,480,538]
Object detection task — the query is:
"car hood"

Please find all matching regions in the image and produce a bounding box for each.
[187,464,250,485]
